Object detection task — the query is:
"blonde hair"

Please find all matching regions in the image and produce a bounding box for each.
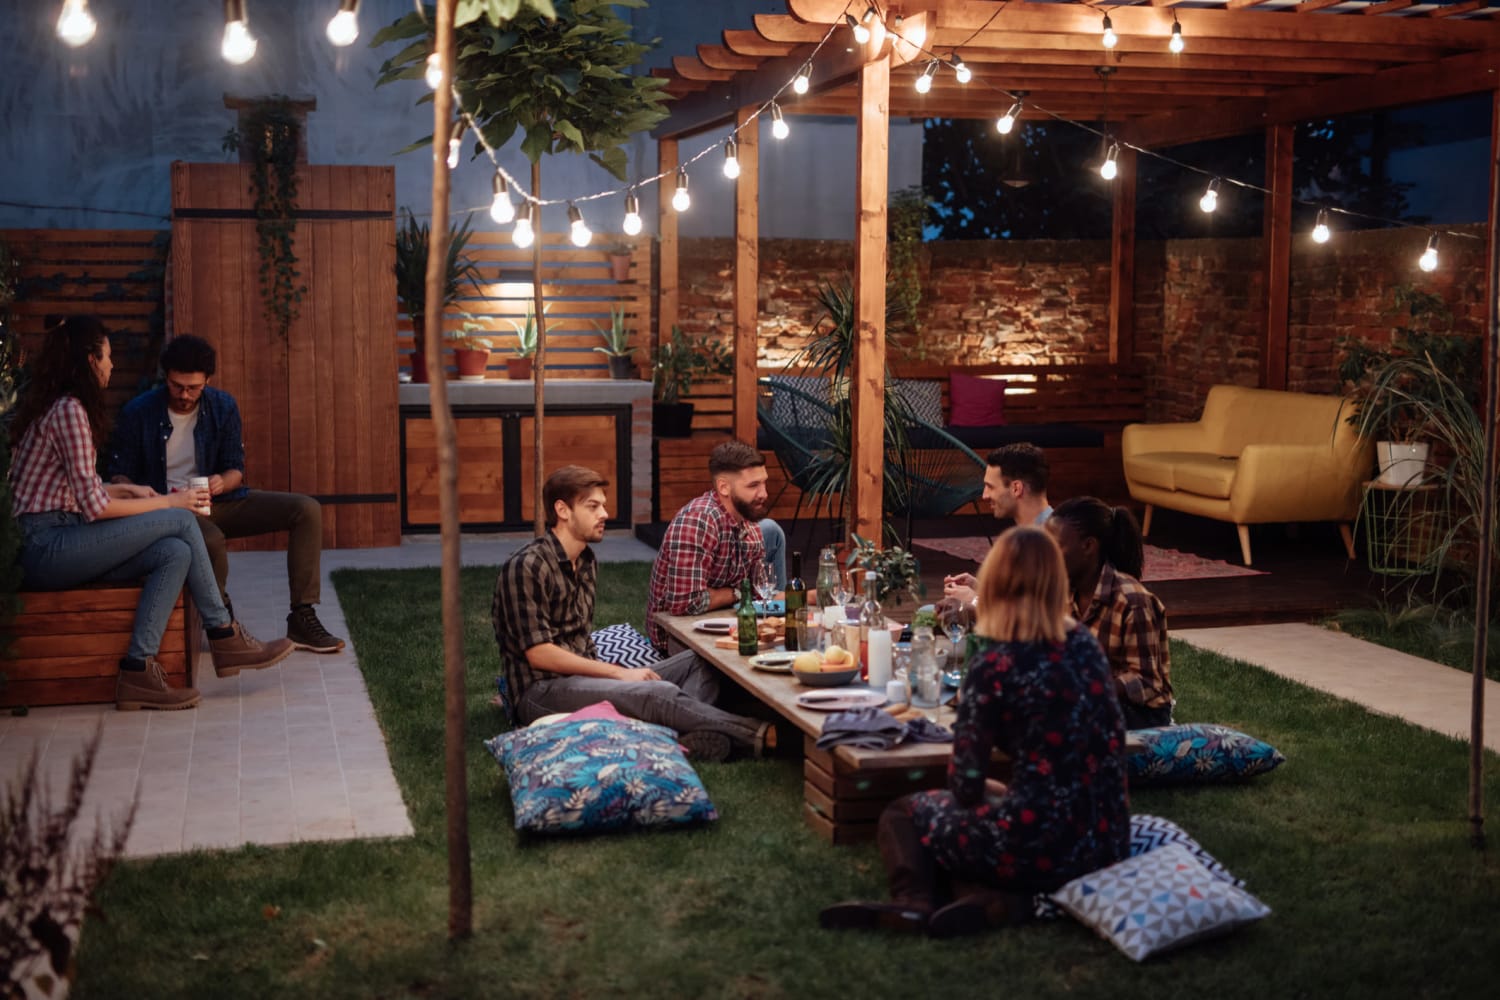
[973,526,1069,645]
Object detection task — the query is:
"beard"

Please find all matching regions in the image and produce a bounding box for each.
[731,494,769,522]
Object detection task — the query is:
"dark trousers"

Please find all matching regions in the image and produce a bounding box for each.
[878,794,941,909]
[197,490,323,606]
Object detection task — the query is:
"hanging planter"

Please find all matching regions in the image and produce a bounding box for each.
[222,95,306,341]
[607,250,631,282]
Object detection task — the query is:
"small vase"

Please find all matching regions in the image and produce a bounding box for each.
[506,356,534,381]
[608,253,631,282]
[453,347,489,381]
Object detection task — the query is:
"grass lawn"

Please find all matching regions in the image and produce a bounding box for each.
[73,563,1500,999]
[1330,603,1500,681]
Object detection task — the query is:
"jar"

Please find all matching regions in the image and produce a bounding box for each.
[910,631,941,708]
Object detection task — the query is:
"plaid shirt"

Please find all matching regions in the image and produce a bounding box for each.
[1074,563,1174,712]
[8,396,111,520]
[646,490,764,651]
[491,531,599,705]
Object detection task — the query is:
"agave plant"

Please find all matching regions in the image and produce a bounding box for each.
[506,303,548,359]
[593,307,634,358]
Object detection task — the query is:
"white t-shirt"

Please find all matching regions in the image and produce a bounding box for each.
[164,407,199,492]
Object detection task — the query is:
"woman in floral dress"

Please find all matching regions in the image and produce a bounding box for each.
[820,527,1129,937]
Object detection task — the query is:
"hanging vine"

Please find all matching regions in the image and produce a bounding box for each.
[888,186,927,351]
[222,96,305,339]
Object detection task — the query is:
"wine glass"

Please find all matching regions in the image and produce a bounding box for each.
[940,605,969,674]
[752,560,777,613]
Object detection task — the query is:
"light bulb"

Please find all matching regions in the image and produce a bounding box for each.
[512,206,535,249]
[327,0,360,46]
[56,0,96,47]
[1169,21,1184,55]
[953,59,971,85]
[1312,209,1331,244]
[672,169,690,212]
[793,64,810,95]
[1100,143,1119,181]
[425,52,443,90]
[1419,234,1439,272]
[915,61,937,95]
[622,192,642,236]
[722,138,740,180]
[997,101,1021,135]
[447,137,461,170]
[1199,179,1219,214]
[1102,15,1117,50]
[568,204,592,248]
[770,104,789,140]
[847,14,870,46]
[489,173,514,224]
[222,5,257,65]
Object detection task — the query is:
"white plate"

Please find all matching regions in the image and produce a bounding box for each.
[693,618,737,634]
[795,689,887,712]
[749,651,796,672]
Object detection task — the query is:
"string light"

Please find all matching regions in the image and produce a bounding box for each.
[1312,209,1331,244]
[770,103,789,140]
[722,137,740,180]
[512,201,536,249]
[446,120,466,170]
[847,13,870,46]
[952,56,972,85]
[56,0,97,47]
[792,62,811,95]
[914,60,938,95]
[1419,233,1439,272]
[1100,142,1119,181]
[1169,17,1185,55]
[671,168,691,212]
[424,52,443,90]
[1101,14,1117,50]
[222,0,257,65]
[567,203,592,248]
[997,100,1022,135]
[327,0,360,47]
[622,190,642,236]
[1199,178,1220,214]
[489,172,514,224]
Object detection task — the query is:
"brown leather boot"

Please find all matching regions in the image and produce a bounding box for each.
[116,658,201,711]
[209,622,295,678]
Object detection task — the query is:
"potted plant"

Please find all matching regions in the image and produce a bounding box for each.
[605,243,633,282]
[593,307,637,379]
[394,208,480,384]
[845,533,925,609]
[505,304,541,380]
[651,325,732,438]
[447,323,493,381]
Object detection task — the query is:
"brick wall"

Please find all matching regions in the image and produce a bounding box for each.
[676,223,1488,425]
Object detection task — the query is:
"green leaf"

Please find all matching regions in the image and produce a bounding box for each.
[554,68,583,94]
[455,0,489,28]
[520,124,552,162]
[593,145,628,182]
[555,119,584,150]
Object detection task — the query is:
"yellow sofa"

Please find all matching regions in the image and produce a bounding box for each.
[1122,385,1372,565]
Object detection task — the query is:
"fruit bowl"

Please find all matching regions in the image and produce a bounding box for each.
[792,665,860,687]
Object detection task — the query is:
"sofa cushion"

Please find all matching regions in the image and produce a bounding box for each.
[891,379,945,426]
[1171,455,1239,499]
[949,373,1007,427]
[764,375,831,428]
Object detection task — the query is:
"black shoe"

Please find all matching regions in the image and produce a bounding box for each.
[927,890,1029,938]
[287,605,345,653]
[818,900,930,934]
[678,731,731,763]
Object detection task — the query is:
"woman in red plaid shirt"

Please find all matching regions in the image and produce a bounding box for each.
[8,317,293,710]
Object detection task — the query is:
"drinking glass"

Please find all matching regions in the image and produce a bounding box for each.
[752,560,777,611]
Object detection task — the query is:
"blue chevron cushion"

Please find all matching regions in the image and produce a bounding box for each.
[591,624,661,669]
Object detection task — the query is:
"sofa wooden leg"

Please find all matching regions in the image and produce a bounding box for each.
[1141,505,1154,537]
[1236,525,1253,565]
[1339,523,1356,560]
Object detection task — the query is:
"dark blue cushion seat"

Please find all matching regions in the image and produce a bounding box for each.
[943,422,1104,451]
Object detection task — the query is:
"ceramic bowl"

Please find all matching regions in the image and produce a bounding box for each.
[792,665,860,687]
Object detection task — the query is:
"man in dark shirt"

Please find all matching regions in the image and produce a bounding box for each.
[492,465,771,762]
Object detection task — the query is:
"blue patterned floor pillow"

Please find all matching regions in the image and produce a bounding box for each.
[591,623,662,669]
[1127,723,1285,786]
[485,717,717,835]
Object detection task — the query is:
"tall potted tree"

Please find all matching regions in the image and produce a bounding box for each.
[394,208,479,383]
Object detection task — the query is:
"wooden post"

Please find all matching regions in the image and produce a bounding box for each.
[1109,147,1137,365]
[1261,123,1294,390]
[658,138,680,352]
[851,55,890,543]
[734,106,760,445]
[425,0,471,941]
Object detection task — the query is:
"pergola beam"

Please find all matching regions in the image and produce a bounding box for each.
[733,105,759,446]
[850,53,890,544]
[1260,124,1293,391]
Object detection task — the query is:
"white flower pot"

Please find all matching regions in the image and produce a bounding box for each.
[1377,441,1429,487]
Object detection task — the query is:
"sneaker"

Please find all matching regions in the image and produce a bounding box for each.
[678,731,732,763]
[287,605,345,653]
[116,658,201,711]
[208,622,295,678]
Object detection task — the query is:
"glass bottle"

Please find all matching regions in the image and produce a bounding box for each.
[909,629,941,708]
[859,570,892,688]
[736,579,759,656]
[815,546,841,630]
[784,551,806,652]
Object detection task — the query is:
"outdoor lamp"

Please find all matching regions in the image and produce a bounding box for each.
[952,57,971,85]
[1419,233,1439,272]
[770,103,789,140]
[56,0,97,47]
[512,203,536,249]
[997,100,1022,135]
[722,138,741,180]
[1199,178,1220,214]
[222,0,257,65]
[793,62,811,95]
[622,191,643,236]
[672,168,691,212]
[1101,14,1117,50]
[1169,18,1184,55]
[424,52,443,90]
[568,203,592,248]
[915,61,938,95]
[327,0,360,47]
[490,173,515,225]
[847,13,870,46]
[1100,142,1119,181]
[1312,209,1331,244]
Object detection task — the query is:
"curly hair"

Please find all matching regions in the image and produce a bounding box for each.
[10,315,111,451]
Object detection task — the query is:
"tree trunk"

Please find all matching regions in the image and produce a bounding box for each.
[532,161,547,536]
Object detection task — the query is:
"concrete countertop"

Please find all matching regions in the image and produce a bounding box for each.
[399,379,651,407]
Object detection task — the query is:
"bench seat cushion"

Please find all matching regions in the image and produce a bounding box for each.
[943,422,1105,451]
[1128,452,1238,498]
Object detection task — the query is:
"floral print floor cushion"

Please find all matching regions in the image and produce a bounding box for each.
[485,717,718,835]
[1128,723,1286,786]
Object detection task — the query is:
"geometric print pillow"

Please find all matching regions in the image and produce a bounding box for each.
[890,378,945,426]
[484,716,718,836]
[1050,844,1271,962]
[1127,723,1286,786]
[591,623,662,669]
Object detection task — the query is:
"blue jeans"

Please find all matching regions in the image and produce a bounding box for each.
[18,509,232,660]
[760,517,787,590]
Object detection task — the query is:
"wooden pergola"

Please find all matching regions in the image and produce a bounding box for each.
[650,0,1500,540]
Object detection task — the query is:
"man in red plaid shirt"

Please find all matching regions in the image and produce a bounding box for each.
[646,440,774,653]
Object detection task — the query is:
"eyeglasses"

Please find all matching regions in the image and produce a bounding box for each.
[166,379,207,396]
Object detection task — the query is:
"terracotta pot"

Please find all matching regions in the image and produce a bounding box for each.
[506,356,534,381]
[454,347,489,380]
[608,253,631,282]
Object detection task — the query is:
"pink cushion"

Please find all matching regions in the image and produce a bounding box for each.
[949,373,1007,427]
[562,701,632,724]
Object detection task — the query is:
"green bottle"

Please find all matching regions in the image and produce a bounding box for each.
[784,551,806,652]
[737,579,759,655]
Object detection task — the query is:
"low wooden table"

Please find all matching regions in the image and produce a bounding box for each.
[656,611,972,845]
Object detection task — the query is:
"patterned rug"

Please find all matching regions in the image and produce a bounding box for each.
[912,536,1268,582]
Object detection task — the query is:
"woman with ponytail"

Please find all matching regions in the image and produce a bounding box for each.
[1046,496,1174,729]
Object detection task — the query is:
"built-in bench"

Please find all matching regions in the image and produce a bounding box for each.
[1,585,198,708]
